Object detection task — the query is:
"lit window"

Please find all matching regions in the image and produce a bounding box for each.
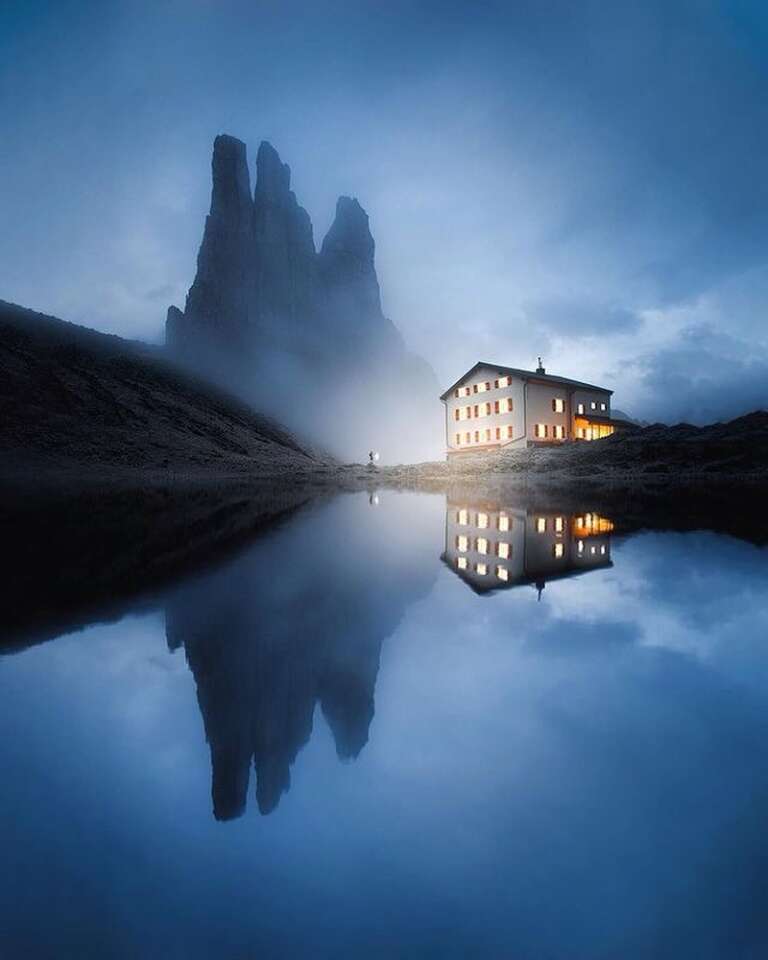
[591,401,597,410]
[536,517,546,533]
[553,543,564,558]
[497,541,510,559]
[534,423,547,438]
[577,540,584,554]
[457,556,468,570]
[498,513,510,532]
[493,379,499,389]
[496,565,509,582]
[590,545,597,555]
[485,428,491,442]
[457,535,469,552]
[553,425,565,439]
[476,562,487,575]
[577,403,585,415]
[600,402,607,411]
[457,509,468,525]
[552,398,564,413]
[477,381,486,393]
[477,512,489,529]
[507,425,513,438]
[495,427,501,440]
[477,537,488,555]
[455,433,461,445]
[554,516,564,533]
[600,545,606,555]
[474,430,480,442]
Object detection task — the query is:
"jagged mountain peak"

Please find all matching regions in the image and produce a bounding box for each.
[321,195,374,262]
[210,134,251,221]
[255,140,291,199]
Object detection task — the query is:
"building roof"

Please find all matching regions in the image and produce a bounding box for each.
[439,361,613,402]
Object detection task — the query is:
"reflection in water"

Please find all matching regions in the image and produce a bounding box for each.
[443,499,613,596]
[164,493,437,819]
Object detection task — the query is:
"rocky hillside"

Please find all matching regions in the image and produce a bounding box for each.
[166,135,441,463]
[0,300,330,480]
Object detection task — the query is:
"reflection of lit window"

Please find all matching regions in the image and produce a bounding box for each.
[600,545,606,555]
[457,556,468,570]
[496,565,509,581]
[590,545,596,555]
[577,540,584,554]
[476,562,487,575]
[498,513,509,532]
[497,541,510,559]
[457,509,468,525]
[552,398,564,413]
[554,543,564,558]
[553,425,565,439]
[495,427,501,440]
[477,537,488,555]
[536,517,546,533]
[457,535,469,552]
[507,425,514,439]
[477,512,488,529]
[534,423,547,438]
[554,516,564,533]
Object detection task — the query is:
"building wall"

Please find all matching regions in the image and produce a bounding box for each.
[443,365,525,454]
[571,388,610,419]
[524,381,570,443]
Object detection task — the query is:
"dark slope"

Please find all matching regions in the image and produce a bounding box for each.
[0,300,329,480]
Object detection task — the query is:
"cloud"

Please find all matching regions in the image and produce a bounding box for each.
[523,297,642,337]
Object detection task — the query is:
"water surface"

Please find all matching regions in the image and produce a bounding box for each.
[2,489,768,959]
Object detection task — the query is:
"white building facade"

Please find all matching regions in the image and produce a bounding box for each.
[440,362,615,458]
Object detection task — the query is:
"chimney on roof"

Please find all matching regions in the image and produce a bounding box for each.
[536,356,546,375]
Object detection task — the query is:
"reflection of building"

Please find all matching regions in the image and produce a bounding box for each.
[442,500,613,595]
[440,360,620,457]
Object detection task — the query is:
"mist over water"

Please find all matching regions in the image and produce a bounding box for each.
[2,489,768,958]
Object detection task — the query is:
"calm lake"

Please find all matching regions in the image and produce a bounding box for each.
[2,489,768,959]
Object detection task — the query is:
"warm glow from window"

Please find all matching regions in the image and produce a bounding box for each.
[536,517,546,533]
[553,425,565,439]
[457,535,469,552]
[498,513,509,532]
[476,562,487,575]
[497,541,510,559]
[553,398,564,413]
[477,512,488,529]
[554,543,564,558]
[457,556,467,570]
[577,540,584,554]
[477,537,488,555]
[534,423,547,438]
[457,509,468,525]
[496,565,509,581]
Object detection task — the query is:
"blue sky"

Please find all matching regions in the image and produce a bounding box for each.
[2,0,768,422]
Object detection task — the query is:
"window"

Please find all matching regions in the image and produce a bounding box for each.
[507,425,514,439]
[505,397,514,412]
[600,545,606,555]
[476,562,487,575]
[485,428,491,442]
[474,430,480,442]
[536,517,546,533]
[477,537,488,555]
[485,381,491,391]
[454,409,460,421]
[465,406,472,419]
[456,535,469,552]
[553,424,565,439]
[485,402,492,416]
[465,431,471,444]
[498,513,510,532]
[554,516,564,533]
[465,386,472,397]
[495,427,501,440]
[494,400,500,414]
[591,401,597,410]
[457,509,468,525]
[590,545,597,555]
[600,401,607,412]
[454,389,460,398]
[577,540,584,554]
[477,512,489,529]
[493,379,499,389]
[497,541,510,559]
[477,381,486,393]
[455,433,461,445]
[496,565,509,582]
[534,423,548,438]
[577,403,584,415]
[473,383,479,394]
[457,556,468,570]
[553,543,564,558]
[499,375,511,388]
[552,398,564,413]
[473,404,479,418]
